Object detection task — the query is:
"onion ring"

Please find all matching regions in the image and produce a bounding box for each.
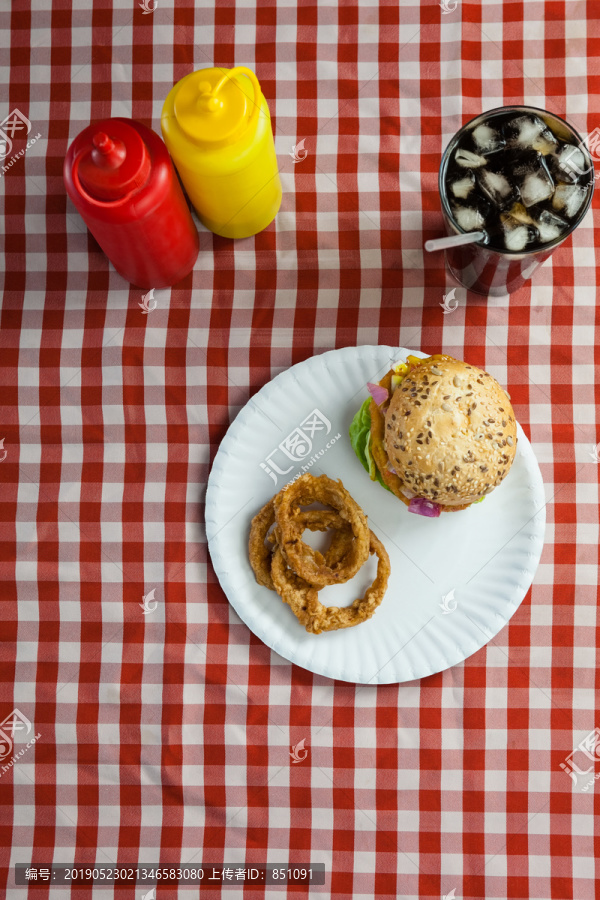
[271,530,391,634]
[249,504,353,591]
[273,474,370,586]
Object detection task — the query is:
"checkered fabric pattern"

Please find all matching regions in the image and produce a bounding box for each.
[1,1,599,897]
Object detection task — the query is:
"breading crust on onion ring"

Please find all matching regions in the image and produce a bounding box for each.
[248,474,391,635]
[249,505,352,592]
[273,473,370,586]
[271,530,390,635]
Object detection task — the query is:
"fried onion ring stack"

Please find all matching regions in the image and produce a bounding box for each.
[248,474,391,634]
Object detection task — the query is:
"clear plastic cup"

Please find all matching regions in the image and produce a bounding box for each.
[438,105,595,296]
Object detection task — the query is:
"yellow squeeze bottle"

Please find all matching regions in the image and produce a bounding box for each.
[161,66,282,239]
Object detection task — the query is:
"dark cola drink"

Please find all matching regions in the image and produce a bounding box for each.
[439,107,594,295]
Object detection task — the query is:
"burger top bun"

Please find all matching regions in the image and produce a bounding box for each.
[384,356,517,507]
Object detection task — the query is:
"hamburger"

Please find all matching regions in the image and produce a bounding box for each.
[349,354,517,516]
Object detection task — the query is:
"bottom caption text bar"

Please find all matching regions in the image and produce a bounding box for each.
[16,864,326,886]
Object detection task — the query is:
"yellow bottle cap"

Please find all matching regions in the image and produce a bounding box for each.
[173,67,261,146]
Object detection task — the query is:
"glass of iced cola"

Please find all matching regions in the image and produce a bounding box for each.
[439,106,594,295]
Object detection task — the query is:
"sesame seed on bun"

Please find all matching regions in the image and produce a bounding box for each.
[383,356,517,507]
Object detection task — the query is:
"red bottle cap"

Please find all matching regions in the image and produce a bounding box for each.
[76,120,151,201]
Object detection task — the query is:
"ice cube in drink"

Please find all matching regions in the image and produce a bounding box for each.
[500,214,538,252]
[476,168,519,209]
[471,122,505,155]
[552,183,589,218]
[504,114,558,155]
[533,209,569,243]
[451,197,489,233]
[448,170,476,200]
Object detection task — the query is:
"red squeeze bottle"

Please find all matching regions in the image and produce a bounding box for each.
[64,117,199,289]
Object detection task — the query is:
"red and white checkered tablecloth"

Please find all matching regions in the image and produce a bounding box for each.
[1,1,599,898]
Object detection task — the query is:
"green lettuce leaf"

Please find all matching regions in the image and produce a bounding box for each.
[349,399,391,493]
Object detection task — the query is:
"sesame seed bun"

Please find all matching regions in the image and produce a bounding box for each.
[384,356,517,507]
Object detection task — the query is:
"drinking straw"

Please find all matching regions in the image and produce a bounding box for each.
[424,231,486,252]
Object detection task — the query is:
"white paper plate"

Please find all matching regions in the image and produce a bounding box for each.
[205,346,545,684]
